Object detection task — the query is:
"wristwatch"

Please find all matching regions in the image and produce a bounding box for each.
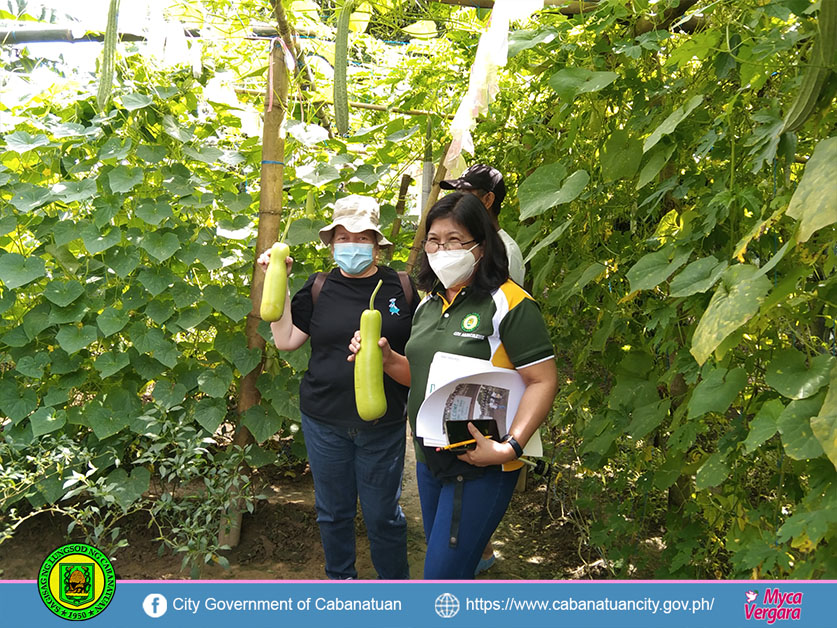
[501,434,523,459]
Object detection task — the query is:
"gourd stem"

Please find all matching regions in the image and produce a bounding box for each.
[369,279,382,310]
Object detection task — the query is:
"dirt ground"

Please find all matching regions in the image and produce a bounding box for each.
[0,439,593,581]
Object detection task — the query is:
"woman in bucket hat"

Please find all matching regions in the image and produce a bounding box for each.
[258,195,417,580]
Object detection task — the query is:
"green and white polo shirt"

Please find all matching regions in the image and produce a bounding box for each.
[405,279,554,475]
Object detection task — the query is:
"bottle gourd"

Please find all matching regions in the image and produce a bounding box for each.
[260,242,290,322]
[355,279,387,421]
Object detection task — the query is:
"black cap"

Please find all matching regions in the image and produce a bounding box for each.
[440,164,506,206]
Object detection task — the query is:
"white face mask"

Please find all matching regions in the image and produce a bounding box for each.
[427,244,479,289]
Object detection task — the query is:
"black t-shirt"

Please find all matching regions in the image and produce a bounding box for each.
[291,266,418,428]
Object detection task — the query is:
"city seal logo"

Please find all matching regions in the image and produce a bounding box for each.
[38,543,116,621]
[461,313,480,332]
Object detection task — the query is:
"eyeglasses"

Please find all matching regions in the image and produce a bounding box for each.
[422,238,476,253]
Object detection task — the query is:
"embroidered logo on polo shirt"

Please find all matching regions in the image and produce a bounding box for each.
[461,313,480,332]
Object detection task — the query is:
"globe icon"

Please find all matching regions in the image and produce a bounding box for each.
[435,592,460,618]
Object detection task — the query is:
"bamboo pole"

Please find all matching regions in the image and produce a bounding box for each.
[385,173,413,262]
[218,34,289,549]
[406,143,450,274]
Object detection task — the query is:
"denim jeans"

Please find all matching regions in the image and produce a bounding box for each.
[416,460,520,579]
[301,413,409,579]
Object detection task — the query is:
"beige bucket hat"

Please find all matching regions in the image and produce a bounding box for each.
[318,195,392,246]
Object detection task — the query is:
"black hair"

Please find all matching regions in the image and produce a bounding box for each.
[415,192,509,294]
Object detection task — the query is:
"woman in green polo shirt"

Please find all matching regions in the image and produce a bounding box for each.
[349,192,558,579]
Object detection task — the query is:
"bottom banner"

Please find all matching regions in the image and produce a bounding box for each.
[0,577,833,628]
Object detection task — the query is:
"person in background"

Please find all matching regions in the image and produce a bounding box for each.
[440,164,525,286]
[441,163,525,573]
[258,195,418,580]
[349,192,557,579]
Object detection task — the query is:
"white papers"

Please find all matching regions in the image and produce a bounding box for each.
[416,352,543,456]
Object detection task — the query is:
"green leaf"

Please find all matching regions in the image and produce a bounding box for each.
[214,331,262,375]
[198,365,234,398]
[0,381,38,424]
[4,130,51,152]
[136,144,167,163]
[128,323,178,368]
[192,397,227,434]
[140,232,181,262]
[643,95,704,153]
[743,399,784,454]
[627,399,670,440]
[777,393,826,460]
[601,129,642,181]
[44,279,85,307]
[0,253,45,289]
[765,349,834,400]
[145,300,175,324]
[523,218,573,264]
[29,407,66,437]
[695,452,730,490]
[15,353,50,378]
[548,68,618,101]
[690,265,772,365]
[97,307,130,336]
[786,136,837,242]
[86,404,128,440]
[286,120,330,146]
[55,324,98,354]
[98,137,132,161]
[108,166,144,193]
[137,268,175,296]
[135,200,173,226]
[9,182,52,212]
[519,165,588,220]
[203,285,252,322]
[162,114,193,142]
[183,144,224,164]
[81,224,122,254]
[23,304,51,339]
[669,256,728,297]
[637,142,675,189]
[687,367,747,419]
[285,218,328,245]
[152,380,188,409]
[241,404,283,443]
[297,162,341,187]
[94,351,130,378]
[105,467,151,510]
[172,303,212,331]
[120,92,153,110]
[810,365,837,469]
[51,179,98,203]
[627,247,691,293]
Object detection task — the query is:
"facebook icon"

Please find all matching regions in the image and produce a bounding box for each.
[143,593,168,618]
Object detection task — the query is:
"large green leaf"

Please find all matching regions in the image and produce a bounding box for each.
[643,95,704,153]
[137,268,175,296]
[627,247,691,293]
[197,365,234,398]
[777,393,826,460]
[203,285,252,322]
[690,265,772,365]
[743,399,784,454]
[85,404,129,440]
[0,253,45,289]
[695,452,730,490]
[601,129,642,181]
[44,280,85,307]
[297,162,340,187]
[81,224,122,254]
[523,217,573,264]
[94,351,130,378]
[765,349,834,400]
[15,353,50,378]
[810,365,837,469]
[103,246,139,277]
[120,92,153,110]
[108,166,144,193]
[128,323,178,367]
[29,407,66,437]
[4,130,51,152]
[9,183,52,212]
[687,367,747,419]
[55,324,98,354]
[140,232,181,262]
[152,380,188,409]
[192,397,227,434]
[669,256,728,297]
[637,142,675,189]
[0,381,38,424]
[214,331,262,376]
[627,399,670,440]
[51,179,97,203]
[105,467,151,511]
[519,165,588,220]
[135,200,173,226]
[286,218,328,245]
[241,404,283,443]
[786,136,837,242]
[97,307,130,336]
[548,68,618,101]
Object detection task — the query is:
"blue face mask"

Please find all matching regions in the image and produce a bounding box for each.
[333,242,375,275]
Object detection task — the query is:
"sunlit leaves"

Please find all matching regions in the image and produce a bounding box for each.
[3,130,51,153]
[643,95,704,153]
[786,136,837,242]
[688,367,747,420]
[627,247,691,293]
[518,164,588,220]
[0,253,45,289]
[765,349,834,400]
[120,92,153,110]
[669,256,728,298]
[108,166,144,193]
[601,129,642,181]
[690,265,772,365]
[44,280,85,307]
[55,324,97,354]
[548,68,618,102]
[777,393,826,460]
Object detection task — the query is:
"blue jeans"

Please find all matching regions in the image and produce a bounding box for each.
[416,461,520,579]
[301,413,409,579]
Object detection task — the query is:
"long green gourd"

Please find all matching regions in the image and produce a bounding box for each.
[334,0,354,136]
[355,279,387,421]
[260,242,290,321]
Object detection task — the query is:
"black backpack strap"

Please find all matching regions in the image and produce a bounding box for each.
[397,271,414,309]
[311,272,327,307]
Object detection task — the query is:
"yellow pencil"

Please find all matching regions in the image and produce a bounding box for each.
[436,433,492,451]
